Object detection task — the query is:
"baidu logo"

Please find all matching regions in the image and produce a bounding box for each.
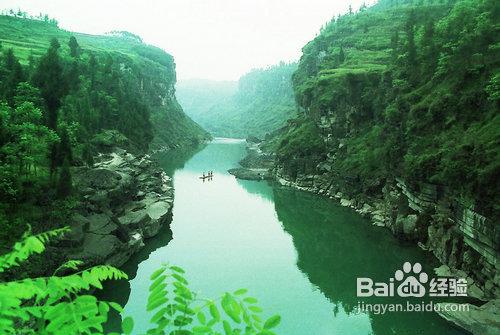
[395,262,428,297]
[356,262,467,298]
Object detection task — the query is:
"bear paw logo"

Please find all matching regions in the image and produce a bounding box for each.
[395,262,428,297]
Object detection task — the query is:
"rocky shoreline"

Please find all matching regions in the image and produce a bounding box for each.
[58,149,174,269]
[230,140,499,335]
[227,140,274,180]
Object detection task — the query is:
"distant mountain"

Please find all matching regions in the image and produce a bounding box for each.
[177,62,298,139]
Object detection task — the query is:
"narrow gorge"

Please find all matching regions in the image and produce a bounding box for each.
[0,1,498,335]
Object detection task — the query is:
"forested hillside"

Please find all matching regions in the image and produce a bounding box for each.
[178,62,298,138]
[176,79,238,132]
[269,0,499,216]
[0,14,209,245]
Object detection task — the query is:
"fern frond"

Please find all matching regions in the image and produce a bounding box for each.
[0,227,69,273]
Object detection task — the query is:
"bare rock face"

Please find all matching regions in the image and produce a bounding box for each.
[67,150,174,268]
[228,168,271,181]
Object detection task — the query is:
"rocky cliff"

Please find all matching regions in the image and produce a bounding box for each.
[231,138,498,334]
[57,149,174,268]
[261,0,499,302]
[273,167,499,300]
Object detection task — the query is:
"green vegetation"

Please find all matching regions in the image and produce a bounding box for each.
[177,63,298,138]
[272,0,499,216]
[0,14,209,150]
[0,14,209,247]
[0,228,280,334]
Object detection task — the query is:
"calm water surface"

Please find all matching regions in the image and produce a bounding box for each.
[100,138,465,335]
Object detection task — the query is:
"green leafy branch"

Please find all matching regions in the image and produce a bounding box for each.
[0,229,281,335]
[118,264,281,335]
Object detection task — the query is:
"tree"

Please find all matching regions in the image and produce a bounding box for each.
[66,60,80,91]
[33,38,66,175]
[56,126,73,165]
[339,45,346,63]
[13,82,43,108]
[56,158,72,198]
[88,53,97,88]
[33,38,65,130]
[419,20,438,78]
[82,143,94,167]
[390,29,400,62]
[1,49,24,106]
[0,102,58,180]
[405,10,418,84]
[68,36,80,58]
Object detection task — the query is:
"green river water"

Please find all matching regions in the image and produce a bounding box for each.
[100,138,466,335]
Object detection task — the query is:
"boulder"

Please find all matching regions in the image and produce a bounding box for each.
[340,198,353,207]
[437,299,500,335]
[228,168,270,180]
[58,214,88,247]
[359,203,373,216]
[85,190,110,209]
[393,214,418,238]
[372,210,387,227]
[403,214,418,236]
[87,213,117,235]
[75,168,122,190]
[70,233,123,266]
[118,210,152,230]
[66,149,174,269]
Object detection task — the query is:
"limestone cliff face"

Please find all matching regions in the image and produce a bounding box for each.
[272,165,499,300]
[268,0,499,302]
[136,52,211,151]
[58,150,174,268]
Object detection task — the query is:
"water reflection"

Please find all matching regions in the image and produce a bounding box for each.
[97,144,203,332]
[268,186,465,334]
[98,139,465,335]
[98,224,173,332]
[154,143,206,176]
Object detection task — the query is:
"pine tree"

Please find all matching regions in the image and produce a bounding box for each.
[33,38,65,130]
[420,20,437,78]
[33,38,66,175]
[339,45,346,63]
[57,127,73,166]
[57,158,72,198]
[1,49,24,106]
[405,10,417,85]
[68,36,80,58]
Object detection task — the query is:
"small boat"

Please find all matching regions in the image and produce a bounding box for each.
[199,171,214,180]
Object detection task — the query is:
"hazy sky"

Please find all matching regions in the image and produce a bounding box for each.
[1,0,374,80]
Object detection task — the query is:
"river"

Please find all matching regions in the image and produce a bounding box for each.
[100,138,465,335]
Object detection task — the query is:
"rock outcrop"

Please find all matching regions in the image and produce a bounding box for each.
[228,168,271,181]
[230,140,499,334]
[436,299,500,335]
[61,149,173,268]
[272,168,499,300]
[227,139,275,181]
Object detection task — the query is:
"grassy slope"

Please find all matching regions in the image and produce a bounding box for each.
[0,15,210,149]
